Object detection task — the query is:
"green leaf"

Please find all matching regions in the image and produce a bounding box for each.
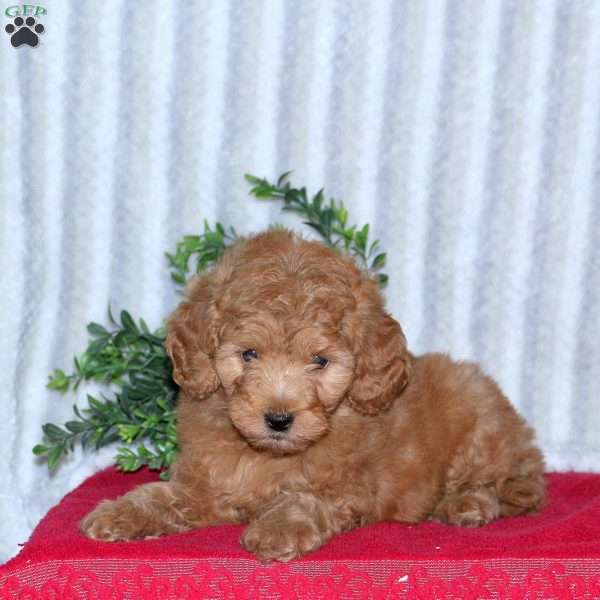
[354,224,369,253]
[47,369,71,392]
[87,322,108,337]
[171,272,186,285]
[86,338,109,356]
[116,447,144,472]
[243,173,264,185]
[65,421,87,434]
[47,445,65,470]
[277,171,293,186]
[371,253,386,270]
[252,186,276,199]
[303,221,326,237]
[87,395,108,415]
[32,444,49,456]
[368,239,380,256]
[313,189,324,211]
[118,423,141,443]
[343,225,356,242]
[120,311,138,333]
[42,423,67,442]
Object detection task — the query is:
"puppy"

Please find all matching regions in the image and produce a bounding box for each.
[81,230,545,561]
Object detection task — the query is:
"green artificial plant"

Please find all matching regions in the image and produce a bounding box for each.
[34,173,388,475]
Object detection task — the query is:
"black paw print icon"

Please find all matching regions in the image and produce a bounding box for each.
[5,16,44,47]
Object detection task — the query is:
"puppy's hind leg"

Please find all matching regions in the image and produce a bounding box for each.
[433,467,545,527]
[431,484,500,527]
[432,427,545,527]
[81,481,197,541]
[497,473,545,517]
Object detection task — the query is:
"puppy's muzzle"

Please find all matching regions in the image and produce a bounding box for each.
[264,412,294,432]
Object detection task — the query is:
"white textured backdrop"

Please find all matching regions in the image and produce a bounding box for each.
[1,0,599,563]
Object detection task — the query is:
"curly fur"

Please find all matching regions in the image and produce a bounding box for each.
[81,230,545,561]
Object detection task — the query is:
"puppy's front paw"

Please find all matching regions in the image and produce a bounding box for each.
[241,518,324,562]
[80,498,149,541]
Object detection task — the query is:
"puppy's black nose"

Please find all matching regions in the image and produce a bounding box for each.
[265,412,294,432]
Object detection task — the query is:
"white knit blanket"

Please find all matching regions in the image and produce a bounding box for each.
[1,0,599,563]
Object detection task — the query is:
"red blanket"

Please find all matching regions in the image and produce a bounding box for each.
[2,468,600,599]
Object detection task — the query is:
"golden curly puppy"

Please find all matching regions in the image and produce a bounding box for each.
[81,230,545,561]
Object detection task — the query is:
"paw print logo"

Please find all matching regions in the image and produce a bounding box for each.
[5,16,44,47]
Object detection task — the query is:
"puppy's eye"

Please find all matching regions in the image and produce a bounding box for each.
[311,355,329,369]
[242,349,258,362]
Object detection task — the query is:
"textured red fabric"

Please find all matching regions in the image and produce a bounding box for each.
[2,468,600,598]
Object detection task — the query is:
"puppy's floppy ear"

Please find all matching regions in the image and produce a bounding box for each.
[165,275,220,400]
[347,285,411,416]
